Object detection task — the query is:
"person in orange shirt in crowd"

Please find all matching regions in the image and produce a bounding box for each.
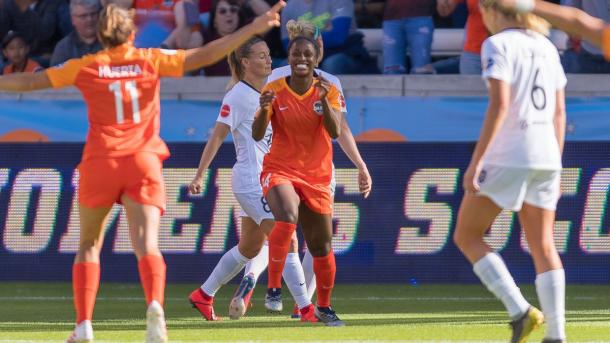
[0,2,284,342]
[252,36,345,326]
[437,0,489,74]
[498,0,610,61]
[1,31,42,75]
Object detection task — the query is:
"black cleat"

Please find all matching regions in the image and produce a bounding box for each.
[314,306,345,327]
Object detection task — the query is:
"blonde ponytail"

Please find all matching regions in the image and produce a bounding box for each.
[98,4,136,48]
[479,0,550,36]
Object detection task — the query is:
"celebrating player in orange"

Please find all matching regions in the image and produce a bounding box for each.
[0,2,284,342]
[252,36,344,326]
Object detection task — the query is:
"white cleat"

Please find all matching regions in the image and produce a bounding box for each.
[66,320,93,343]
[146,301,168,343]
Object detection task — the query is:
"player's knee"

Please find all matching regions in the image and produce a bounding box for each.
[306,241,332,257]
[275,207,298,224]
[453,229,471,252]
[238,244,262,259]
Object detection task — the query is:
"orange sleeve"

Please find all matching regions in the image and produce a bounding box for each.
[603,25,610,61]
[326,85,341,111]
[153,49,186,77]
[45,58,84,88]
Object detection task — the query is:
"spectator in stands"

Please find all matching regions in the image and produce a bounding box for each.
[280,0,375,74]
[0,0,66,67]
[199,0,270,76]
[355,0,385,28]
[1,31,43,74]
[160,0,203,49]
[560,0,610,73]
[437,0,488,74]
[381,0,436,74]
[50,0,102,66]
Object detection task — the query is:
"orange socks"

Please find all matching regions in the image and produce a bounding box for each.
[267,221,297,289]
[73,262,100,324]
[138,254,166,306]
[313,252,336,307]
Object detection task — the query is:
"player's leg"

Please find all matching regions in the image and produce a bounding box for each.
[226,216,267,319]
[263,179,301,313]
[67,205,113,343]
[454,174,539,343]
[520,171,565,343]
[302,243,316,302]
[280,232,312,319]
[122,153,168,343]
[299,202,345,326]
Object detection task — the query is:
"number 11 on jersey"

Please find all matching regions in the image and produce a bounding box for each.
[108,80,141,124]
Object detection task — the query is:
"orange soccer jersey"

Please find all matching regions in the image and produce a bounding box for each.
[261,77,341,185]
[603,25,610,61]
[45,45,185,161]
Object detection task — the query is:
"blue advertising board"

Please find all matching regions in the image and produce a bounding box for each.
[0,143,609,284]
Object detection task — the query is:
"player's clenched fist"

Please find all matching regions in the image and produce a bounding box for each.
[315,76,331,100]
[260,90,275,110]
[189,176,205,194]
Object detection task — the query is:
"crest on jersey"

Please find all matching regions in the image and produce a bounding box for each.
[313,101,323,115]
[220,104,231,118]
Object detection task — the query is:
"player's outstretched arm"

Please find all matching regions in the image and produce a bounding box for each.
[0,72,52,92]
[336,116,372,198]
[499,0,606,48]
[252,90,274,141]
[554,88,567,155]
[183,1,285,72]
[189,122,231,195]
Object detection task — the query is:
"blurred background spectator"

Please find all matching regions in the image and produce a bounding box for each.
[160,0,203,49]
[382,0,436,74]
[1,31,43,74]
[437,0,488,74]
[354,0,384,28]
[561,0,610,73]
[198,0,271,76]
[0,0,68,67]
[280,0,376,74]
[50,0,102,66]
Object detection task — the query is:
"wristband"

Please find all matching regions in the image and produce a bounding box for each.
[514,0,535,13]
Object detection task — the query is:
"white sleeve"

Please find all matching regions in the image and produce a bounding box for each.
[481,39,512,84]
[322,71,348,113]
[554,52,568,90]
[216,95,241,131]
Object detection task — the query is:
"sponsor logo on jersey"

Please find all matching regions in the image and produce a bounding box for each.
[313,101,323,115]
[98,64,143,78]
[220,104,231,118]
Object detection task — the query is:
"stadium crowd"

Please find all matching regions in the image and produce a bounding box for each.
[3,0,606,76]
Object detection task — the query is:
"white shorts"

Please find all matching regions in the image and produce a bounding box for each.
[477,165,560,211]
[234,191,274,225]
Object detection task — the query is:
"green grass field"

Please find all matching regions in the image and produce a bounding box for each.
[1,282,609,342]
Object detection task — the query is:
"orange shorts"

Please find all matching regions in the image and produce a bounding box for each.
[78,152,166,213]
[260,170,333,214]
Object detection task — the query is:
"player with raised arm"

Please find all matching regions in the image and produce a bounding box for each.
[253,36,345,326]
[187,36,318,323]
[0,3,284,342]
[497,0,610,64]
[239,18,373,318]
[453,1,567,342]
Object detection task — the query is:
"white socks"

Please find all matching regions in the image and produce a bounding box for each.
[536,269,566,340]
[282,252,311,309]
[302,249,316,300]
[244,243,269,283]
[473,252,530,319]
[202,246,250,296]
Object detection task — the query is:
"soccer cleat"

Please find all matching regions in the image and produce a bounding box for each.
[229,273,256,320]
[510,307,544,343]
[146,301,168,343]
[291,303,300,319]
[314,306,345,327]
[265,288,283,313]
[299,304,319,323]
[66,320,93,343]
[189,288,219,321]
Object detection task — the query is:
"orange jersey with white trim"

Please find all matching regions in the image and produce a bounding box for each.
[45,44,185,161]
[261,77,341,184]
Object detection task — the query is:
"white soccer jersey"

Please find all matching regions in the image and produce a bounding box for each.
[481,29,567,170]
[268,65,347,113]
[216,81,272,193]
